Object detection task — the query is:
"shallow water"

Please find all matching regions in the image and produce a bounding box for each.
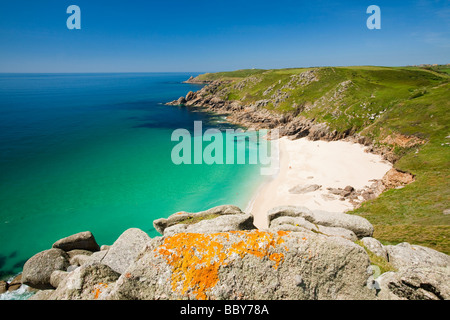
[0,73,266,283]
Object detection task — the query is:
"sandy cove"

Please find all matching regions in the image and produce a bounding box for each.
[249,137,392,229]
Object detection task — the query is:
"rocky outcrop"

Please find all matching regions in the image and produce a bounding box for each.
[52,231,100,252]
[21,205,449,301]
[377,267,450,300]
[22,248,70,289]
[153,205,255,236]
[385,242,450,270]
[99,228,151,274]
[107,229,375,300]
[267,206,374,239]
[46,264,120,300]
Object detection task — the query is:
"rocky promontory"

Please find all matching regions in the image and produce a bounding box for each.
[17,205,449,300]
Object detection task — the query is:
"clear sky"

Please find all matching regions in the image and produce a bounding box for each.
[0,0,448,73]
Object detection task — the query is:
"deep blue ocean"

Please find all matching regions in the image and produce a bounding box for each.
[0,73,265,289]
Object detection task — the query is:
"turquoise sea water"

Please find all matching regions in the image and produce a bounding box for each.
[0,73,266,281]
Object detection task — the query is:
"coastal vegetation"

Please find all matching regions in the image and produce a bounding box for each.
[186,65,450,253]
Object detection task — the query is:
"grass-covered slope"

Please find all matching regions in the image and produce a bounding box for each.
[192,65,450,253]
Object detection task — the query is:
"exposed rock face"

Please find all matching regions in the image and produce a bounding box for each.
[377,267,450,300]
[267,206,374,238]
[270,216,358,241]
[107,230,375,300]
[99,228,151,274]
[381,168,415,189]
[385,242,450,270]
[47,264,120,300]
[21,206,450,301]
[52,231,100,252]
[22,249,70,289]
[153,205,255,236]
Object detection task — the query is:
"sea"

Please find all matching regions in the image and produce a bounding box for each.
[0,73,266,299]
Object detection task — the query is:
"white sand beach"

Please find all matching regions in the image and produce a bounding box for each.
[249,137,392,229]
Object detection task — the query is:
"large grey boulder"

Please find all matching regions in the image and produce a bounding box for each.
[47,264,120,300]
[99,228,151,274]
[269,215,357,241]
[153,205,255,236]
[385,242,450,270]
[377,267,450,300]
[163,213,256,236]
[267,206,374,238]
[107,230,376,300]
[22,248,70,289]
[52,231,100,252]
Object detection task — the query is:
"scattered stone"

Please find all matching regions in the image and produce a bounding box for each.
[443,209,450,215]
[288,184,321,194]
[22,248,70,289]
[7,274,22,292]
[52,231,100,252]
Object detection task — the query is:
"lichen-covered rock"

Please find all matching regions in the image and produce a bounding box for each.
[46,264,120,300]
[267,206,374,238]
[153,205,253,235]
[106,230,376,300]
[52,231,100,252]
[22,248,70,289]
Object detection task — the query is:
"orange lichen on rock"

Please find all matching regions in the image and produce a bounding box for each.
[154,230,290,300]
[92,283,108,300]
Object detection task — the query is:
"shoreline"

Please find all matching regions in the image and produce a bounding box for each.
[248,137,393,229]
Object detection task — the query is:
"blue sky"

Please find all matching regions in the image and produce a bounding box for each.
[0,0,448,72]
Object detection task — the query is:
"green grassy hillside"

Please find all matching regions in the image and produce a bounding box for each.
[193,65,450,253]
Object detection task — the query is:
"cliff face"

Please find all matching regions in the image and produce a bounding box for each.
[23,205,450,300]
